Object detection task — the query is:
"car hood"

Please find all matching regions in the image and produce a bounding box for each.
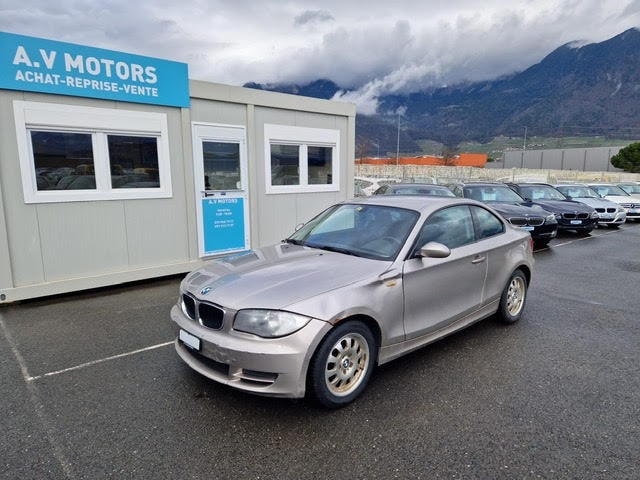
[528,199,593,213]
[602,195,640,206]
[182,243,389,311]
[488,201,550,217]
[569,197,619,209]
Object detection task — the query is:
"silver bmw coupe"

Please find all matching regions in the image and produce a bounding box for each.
[171,196,534,408]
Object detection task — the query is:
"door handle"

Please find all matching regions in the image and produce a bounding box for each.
[471,255,486,264]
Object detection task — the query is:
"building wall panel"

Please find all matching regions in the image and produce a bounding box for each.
[124,199,190,267]
[37,202,129,281]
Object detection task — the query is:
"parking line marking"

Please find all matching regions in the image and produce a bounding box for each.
[0,316,76,478]
[27,340,175,382]
[551,228,622,248]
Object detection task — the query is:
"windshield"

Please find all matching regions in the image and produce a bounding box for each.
[589,185,629,196]
[619,184,640,194]
[555,186,599,199]
[287,204,419,261]
[517,184,566,201]
[464,185,524,202]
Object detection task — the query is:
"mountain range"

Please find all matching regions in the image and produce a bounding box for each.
[245,28,640,156]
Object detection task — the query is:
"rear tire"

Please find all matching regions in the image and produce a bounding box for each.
[497,270,528,324]
[307,321,376,408]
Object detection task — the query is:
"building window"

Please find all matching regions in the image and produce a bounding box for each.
[202,141,241,190]
[308,145,333,185]
[108,135,160,189]
[271,144,300,186]
[31,131,96,191]
[264,124,339,194]
[14,101,172,203]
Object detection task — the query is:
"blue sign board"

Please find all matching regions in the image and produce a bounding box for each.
[202,197,247,255]
[0,31,189,107]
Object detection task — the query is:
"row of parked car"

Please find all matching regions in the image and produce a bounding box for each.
[372,180,640,246]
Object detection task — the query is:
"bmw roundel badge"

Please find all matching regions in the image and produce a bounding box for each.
[201,286,212,295]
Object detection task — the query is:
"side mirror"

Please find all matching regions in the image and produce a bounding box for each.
[416,241,451,258]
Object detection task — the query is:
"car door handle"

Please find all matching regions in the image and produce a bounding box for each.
[471,255,486,264]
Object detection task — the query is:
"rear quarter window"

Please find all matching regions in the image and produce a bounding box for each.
[472,206,505,239]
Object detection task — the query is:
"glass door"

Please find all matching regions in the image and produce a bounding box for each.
[192,123,250,257]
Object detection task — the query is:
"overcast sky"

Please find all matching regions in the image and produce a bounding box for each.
[2,0,640,114]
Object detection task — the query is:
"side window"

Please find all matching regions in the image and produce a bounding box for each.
[472,206,505,239]
[464,187,482,201]
[416,205,475,250]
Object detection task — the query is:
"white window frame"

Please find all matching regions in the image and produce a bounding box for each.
[264,124,340,194]
[14,100,172,203]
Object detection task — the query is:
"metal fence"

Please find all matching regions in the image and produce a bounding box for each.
[501,146,624,171]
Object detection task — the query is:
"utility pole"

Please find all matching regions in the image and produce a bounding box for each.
[521,126,528,168]
[396,113,400,165]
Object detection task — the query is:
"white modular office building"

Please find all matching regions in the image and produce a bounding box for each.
[0,32,356,303]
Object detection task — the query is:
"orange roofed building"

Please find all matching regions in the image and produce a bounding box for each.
[356,153,488,167]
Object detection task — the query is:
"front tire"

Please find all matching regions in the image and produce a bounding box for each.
[497,270,528,324]
[307,321,376,408]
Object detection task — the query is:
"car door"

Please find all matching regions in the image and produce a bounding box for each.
[469,205,513,305]
[402,205,488,340]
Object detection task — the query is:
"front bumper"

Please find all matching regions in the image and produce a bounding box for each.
[530,223,558,241]
[556,217,598,230]
[170,304,331,398]
[596,211,626,226]
[621,206,640,220]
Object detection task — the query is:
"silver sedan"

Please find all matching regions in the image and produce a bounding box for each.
[171,196,534,408]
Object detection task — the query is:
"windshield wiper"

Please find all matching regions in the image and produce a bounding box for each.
[283,238,305,246]
[306,243,362,257]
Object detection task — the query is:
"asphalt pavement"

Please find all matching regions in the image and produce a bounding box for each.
[1,223,639,479]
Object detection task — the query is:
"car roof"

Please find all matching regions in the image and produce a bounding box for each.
[388,183,450,188]
[346,194,481,213]
[553,183,590,188]
[455,180,510,188]
[449,180,505,186]
[511,182,554,186]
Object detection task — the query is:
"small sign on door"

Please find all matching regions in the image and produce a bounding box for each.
[202,197,247,255]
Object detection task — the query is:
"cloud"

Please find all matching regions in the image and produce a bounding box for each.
[294,10,334,27]
[2,0,640,113]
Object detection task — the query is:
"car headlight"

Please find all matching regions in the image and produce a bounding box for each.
[590,211,599,218]
[234,309,311,338]
[545,214,557,224]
